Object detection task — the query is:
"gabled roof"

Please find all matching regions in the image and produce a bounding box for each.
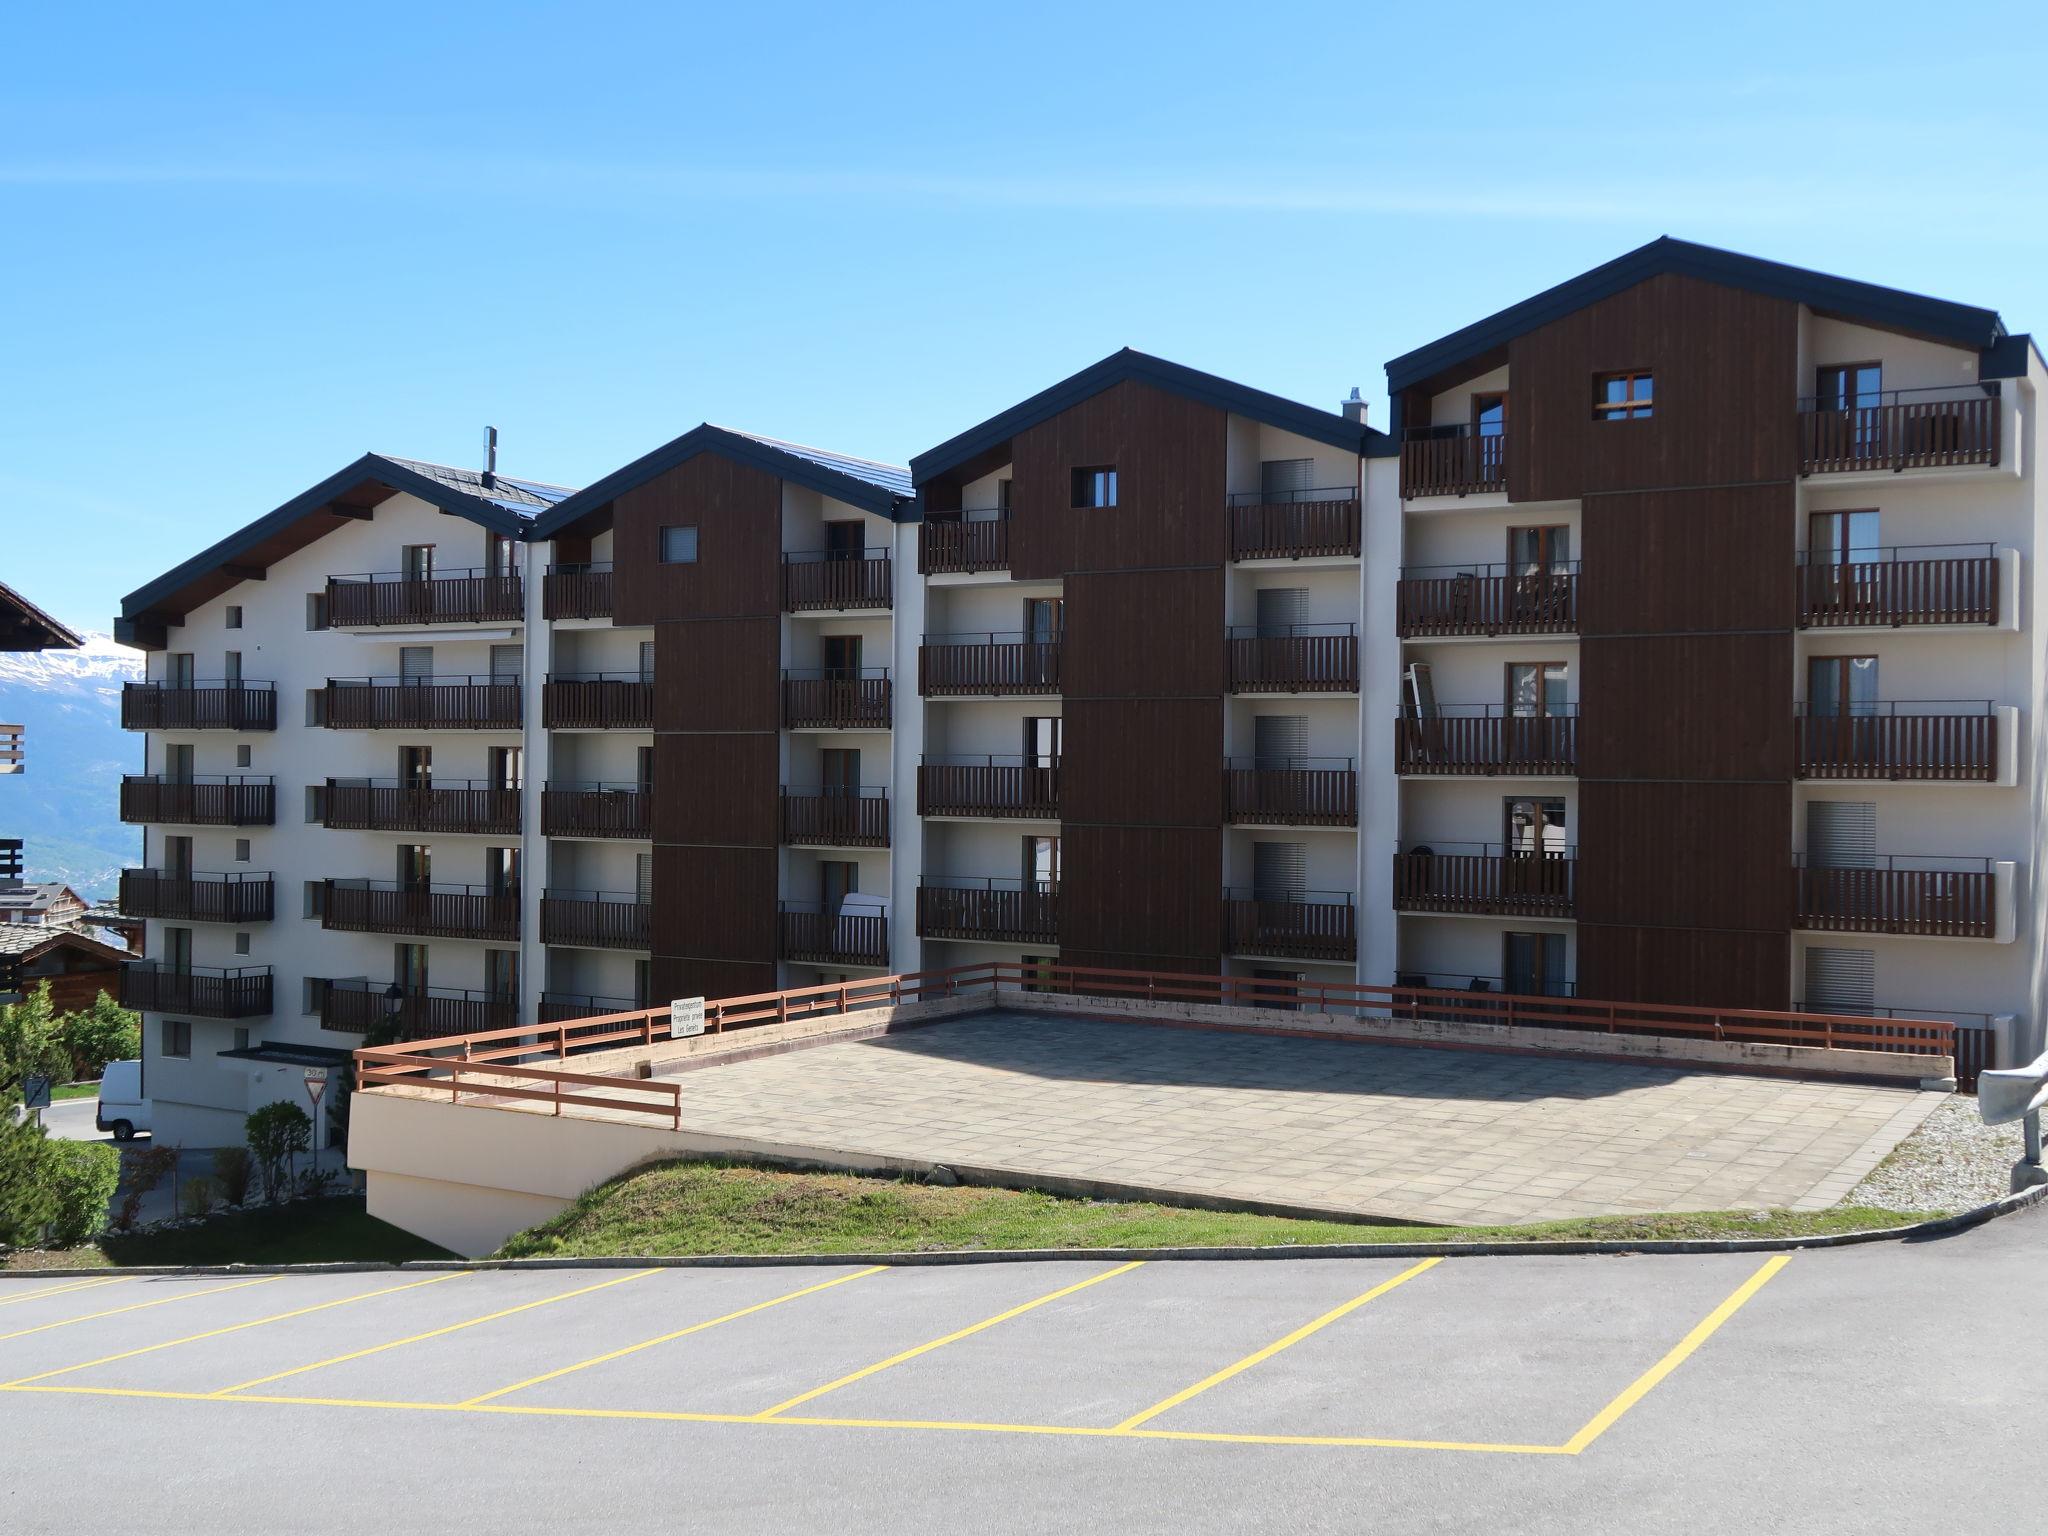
[910,348,1386,488]
[531,424,912,536]
[0,923,132,965]
[0,581,82,652]
[1385,236,2010,396]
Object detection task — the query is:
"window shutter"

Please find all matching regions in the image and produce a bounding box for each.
[1803,947,1875,1015]
[1252,842,1307,902]
[635,852,653,903]
[1255,587,1307,633]
[1807,801,1877,869]
[639,640,655,682]
[1253,715,1308,767]
[1259,458,1312,498]
[489,644,523,683]
[400,646,434,682]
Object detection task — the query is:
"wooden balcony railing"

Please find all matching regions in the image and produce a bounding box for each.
[1224,892,1357,961]
[120,963,272,1019]
[916,879,1059,943]
[540,890,651,950]
[321,879,521,942]
[542,674,653,730]
[1798,385,2000,474]
[317,779,521,834]
[326,569,524,626]
[783,550,892,611]
[321,678,522,730]
[119,775,275,827]
[919,516,1010,575]
[1392,848,1576,918]
[541,783,650,838]
[1796,546,1999,628]
[1395,710,1578,775]
[0,724,20,775]
[542,562,614,620]
[918,757,1061,819]
[1400,428,1506,497]
[1227,625,1359,693]
[780,788,890,847]
[781,670,892,729]
[1795,706,1997,782]
[1222,761,1358,826]
[119,869,274,924]
[919,635,1062,697]
[538,991,640,1026]
[121,681,277,731]
[1396,565,1578,637]
[320,980,517,1038]
[1795,858,1994,938]
[779,903,890,967]
[1226,490,1361,560]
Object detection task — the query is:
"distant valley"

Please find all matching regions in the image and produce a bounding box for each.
[0,633,142,899]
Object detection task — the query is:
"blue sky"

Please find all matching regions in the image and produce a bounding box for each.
[5,1,2045,632]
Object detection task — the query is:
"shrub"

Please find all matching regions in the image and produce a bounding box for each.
[60,994,141,1083]
[0,983,69,1093]
[114,1143,181,1231]
[212,1146,255,1206]
[178,1176,217,1220]
[246,1101,312,1203]
[42,1141,120,1246]
[0,1085,56,1245]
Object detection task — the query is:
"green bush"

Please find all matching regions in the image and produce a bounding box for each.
[0,1085,57,1245]
[179,1176,217,1219]
[42,1140,120,1246]
[60,994,141,1083]
[0,983,70,1093]
[213,1145,255,1206]
[246,1101,312,1203]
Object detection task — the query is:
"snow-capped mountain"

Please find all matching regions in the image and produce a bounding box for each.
[0,632,143,898]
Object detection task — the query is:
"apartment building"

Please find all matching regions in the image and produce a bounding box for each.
[113,238,2046,1142]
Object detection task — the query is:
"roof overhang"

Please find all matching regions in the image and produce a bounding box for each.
[0,582,82,652]
[217,1041,355,1069]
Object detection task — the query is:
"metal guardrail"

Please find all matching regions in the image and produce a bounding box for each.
[1979,1048,2048,1192]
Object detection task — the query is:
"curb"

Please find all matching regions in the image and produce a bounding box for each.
[8,1182,2042,1279]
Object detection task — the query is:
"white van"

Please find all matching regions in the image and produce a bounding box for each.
[95,1060,151,1141]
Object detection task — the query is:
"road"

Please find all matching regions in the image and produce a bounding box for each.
[36,1095,115,1143]
[2,1202,2042,1533]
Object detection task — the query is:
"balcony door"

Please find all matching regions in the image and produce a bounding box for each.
[1023,598,1063,641]
[394,943,428,993]
[402,544,435,583]
[824,521,864,560]
[1809,509,1880,567]
[1022,835,1060,892]
[485,948,519,1003]
[396,844,431,889]
[819,859,857,921]
[821,634,861,680]
[1504,797,1567,904]
[164,743,194,784]
[821,748,860,796]
[399,646,433,685]
[489,644,523,684]
[223,650,242,686]
[1505,661,1567,763]
[486,847,520,900]
[1022,716,1062,766]
[166,652,194,688]
[489,746,520,791]
[1503,931,1566,997]
[162,834,193,879]
[399,745,431,789]
[162,926,192,975]
[1807,655,1878,769]
[1259,457,1312,503]
[1815,364,1885,461]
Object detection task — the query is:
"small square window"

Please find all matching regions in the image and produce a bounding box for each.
[233,838,251,862]
[1593,370,1654,421]
[236,744,253,768]
[660,526,699,563]
[225,605,243,629]
[162,1019,192,1059]
[1070,467,1118,508]
[234,932,251,955]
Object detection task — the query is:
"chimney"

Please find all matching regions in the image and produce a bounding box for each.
[482,425,499,489]
[1341,387,1369,426]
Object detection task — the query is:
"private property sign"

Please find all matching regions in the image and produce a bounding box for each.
[670,997,707,1038]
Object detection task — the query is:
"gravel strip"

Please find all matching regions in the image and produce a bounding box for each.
[1845,1095,2024,1214]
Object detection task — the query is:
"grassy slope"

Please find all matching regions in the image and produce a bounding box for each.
[2,1197,455,1271]
[496,1157,1923,1259]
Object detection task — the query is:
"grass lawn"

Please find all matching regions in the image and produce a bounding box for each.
[2,1196,456,1271]
[495,1157,1927,1260]
[51,1082,99,1101]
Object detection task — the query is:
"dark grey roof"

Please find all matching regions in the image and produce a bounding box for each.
[1385,236,2010,395]
[715,430,915,500]
[0,923,130,961]
[218,1041,355,1068]
[0,581,82,652]
[0,883,79,917]
[379,456,579,516]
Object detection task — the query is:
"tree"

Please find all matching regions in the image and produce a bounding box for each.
[0,1083,56,1246]
[59,993,140,1083]
[0,982,69,1093]
[245,1100,312,1203]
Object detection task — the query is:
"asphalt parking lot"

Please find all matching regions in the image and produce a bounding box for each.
[5,1204,2043,1534]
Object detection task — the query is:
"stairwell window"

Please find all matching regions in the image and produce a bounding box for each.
[660,526,698,563]
[1070,467,1118,508]
[1593,370,1654,421]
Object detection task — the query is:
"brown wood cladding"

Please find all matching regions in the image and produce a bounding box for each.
[651,957,777,1004]
[1062,568,1225,698]
[1577,633,1793,781]
[611,452,781,625]
[650,845,778,968]
[1007,380,1227,579]
[1574,925,1791,1013]
[651,734,778,847]
[1579,488,1792,637]
[1062,698,1221,828]
[654,617,778,732]
[1575,781,1792,935]
[1059,824,1222,966]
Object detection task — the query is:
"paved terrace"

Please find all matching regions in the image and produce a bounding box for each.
[638,1011,1941,1225]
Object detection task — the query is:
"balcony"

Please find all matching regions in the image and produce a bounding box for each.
[1223,759,1358,827]
[1795,856,1995,938]
[1795,704,1997,782]
[0,723,19,774]
[543,562,614,621]
[919,515,1010,576]
[321,879,521,942]
[538,991,640,1025]
[920,633,1061,697]
[121,681,277,732]
[1796,545,2000,628]
[782,669,892,729]
[780,787,890,847]
[779,902,890,967]
[325,569,524,627]
[918,756,1061,819]
[1227,625,1359,694]
[784,549,892,612]
[1396,707,1578,776]
[543,674,653,730]
[1227,488,1361,561]
[1224,891,1357,961]
[121,962,272,1019]
[542,783,650,839]
[916,877,1059,944]
[120,775,275,827]
[541,890,651,950]
[1392,846,1576,918]
[1400,426,1506,498]
[1798,384,2000,475]
[1396,564,1578,638]
[321,677,521,730]
[321,979,517,1038]
[119,869,274,924]
[320,780,520,836]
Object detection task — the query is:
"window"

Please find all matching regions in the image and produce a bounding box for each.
[223,650,241,685]
[1504,932,1568,997]
[165,744,194,783]
[1803,945,1875,1015]
[394,943,429,992]
[402,544,435,582]
[1023,835,1061,889]
[1508,525,1570,576]
[163,836,193,878]
[166,653,195,687]
[997,478,1014,512]
[1809,509,1879,566]
[232,1027,251,1052]
[1815,363,1882,413]
[489,644,523,683]
[225,605,243,629]
[1022,716,1062,766]
[235,744,252,769]
[660,526,699,563]
[635,851,654,903]
[233,838,251,863]
[1259,459,1312,502]
[639,640,655,683]
[1592,370,1654,421]
[399,646,434,683]
[1070,466,1118,508]
[1808,655,1877,717]
[486,531,518,578]
[637,745,654,789]
[233,931,251,956]
[306,592,328,631]
[303,879,325,918]
[485,949,519,1001]
[161,1019,192,1059]
[1506,662,1568,718]
[396,844,431,888]
[400,746,432,788]
[486,847,520,898]
[489,746,520,791]
[1473,393,1508,437]
[1505,797,1567,855]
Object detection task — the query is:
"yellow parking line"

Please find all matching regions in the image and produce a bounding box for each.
[0,1273,462,1387]
[216,1269,656,1394]
[753,1261,1145,1419]
[0,1276,130,1308]
[1560,1253,1790,1455]
[1113,1257,1442,1432]
[0,1277,278,1346]
[461,1265,886,1406]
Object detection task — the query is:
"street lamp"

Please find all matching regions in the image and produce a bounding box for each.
[383,981,405,1037]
